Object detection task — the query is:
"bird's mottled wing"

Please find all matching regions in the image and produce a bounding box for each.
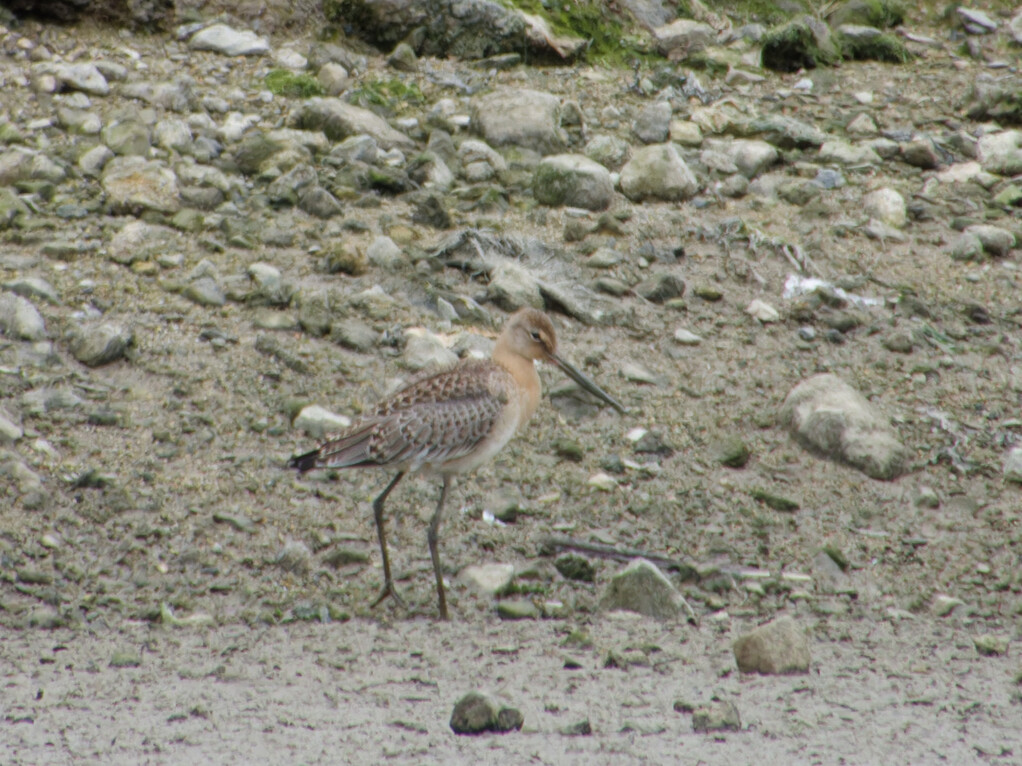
[365,394,504,468]
[370,360,498,416]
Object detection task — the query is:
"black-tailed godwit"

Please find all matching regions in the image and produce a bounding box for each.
[289,308,626,619]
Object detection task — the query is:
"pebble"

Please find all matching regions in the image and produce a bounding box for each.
[691,699,742,733]
[673,328,703,345]
[745,299,780,323]
[932,594,965,617]
[183,277,226,307]
[0,410,23,444]
[973,634,1009,657]
[1002,446,1022,483]
[0,293,47,340]
[450,692,524,735]
[293,405,351,438]
[69,322,133,367]
[460,563,515,595]
[587,472,618,491]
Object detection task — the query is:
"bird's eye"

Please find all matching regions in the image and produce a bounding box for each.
[530,331,541,341]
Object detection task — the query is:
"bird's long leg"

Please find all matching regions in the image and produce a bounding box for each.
[427,476,451,620]
[370,471,406,610]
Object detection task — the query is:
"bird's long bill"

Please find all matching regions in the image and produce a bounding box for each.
[548,352,627,414]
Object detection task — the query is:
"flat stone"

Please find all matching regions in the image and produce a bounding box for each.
[600,558,692,621]
[189,24,269,56]
[102,157,181,215]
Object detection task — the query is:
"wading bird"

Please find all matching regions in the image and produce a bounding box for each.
[289,308,626,619]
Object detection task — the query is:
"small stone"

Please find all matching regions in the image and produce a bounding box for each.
[632,101,672,144]
[324,243,368,275]
[69,322,133,367]
[276,540,312,574]
[974,634,1009,657]
[914,486,940,508]
[964,224,1015,256]
[317,63,349,96]
[862,187,907,228]
[294,405,351,439]
[450,692,523,735]
[882,329,915,353]
[4,276,59,305]
[555,554,595,583]
[717,435,751,468]
[733,616,811,674]
[460,563,515,595]
[588,472,618,491]
[497,600,539,620]
[950,232,985,261]
[330,318,377,352]
[366,236,406,270]
[533,154,614,211]
[673,328,703,345]
[933,594,965,617]
[560,719,592,736]
[183,277,226,307]
[1003,446,1022,483]
[600,558,693,621]
[387,42,417,72]
[746,299,780,323]
[636,274,685,303]
[619,143,699,202]
[0,293,46,340]
[402,329,458,371]
[79,144,114,176]
[691,699,742,733]
[0,410,23,444]
[901,139,941,169]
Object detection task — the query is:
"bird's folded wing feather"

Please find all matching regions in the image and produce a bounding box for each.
[314,393,504,469]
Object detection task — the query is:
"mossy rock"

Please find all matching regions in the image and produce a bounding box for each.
[964,80,1022,125]
[515,0,655,66]
[761,15,841,72]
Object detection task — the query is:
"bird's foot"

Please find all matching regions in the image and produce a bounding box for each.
[370,581,406,611]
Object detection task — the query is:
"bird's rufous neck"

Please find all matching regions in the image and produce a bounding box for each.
[492,340,541,425]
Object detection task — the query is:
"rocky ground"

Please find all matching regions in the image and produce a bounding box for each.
[1,1,1021,763]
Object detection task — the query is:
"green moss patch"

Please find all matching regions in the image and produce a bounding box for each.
[264,70,325,98]
[348,78,424,110]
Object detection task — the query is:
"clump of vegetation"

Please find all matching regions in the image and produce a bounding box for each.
[840,31,912,63]
[827,0,906,29]
[710,0,796,26]
[264,69,325,98]
[761,16,841,71]
[348,78,424,110]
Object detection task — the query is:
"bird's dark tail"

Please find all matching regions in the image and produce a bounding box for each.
[288,449,321,473]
